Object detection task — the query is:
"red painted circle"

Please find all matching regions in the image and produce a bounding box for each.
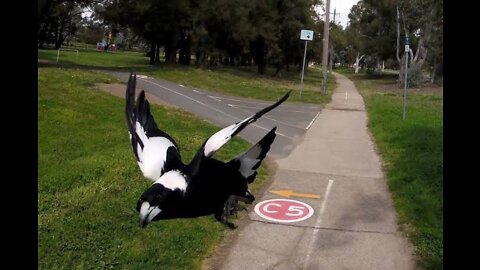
[254,199,314,223]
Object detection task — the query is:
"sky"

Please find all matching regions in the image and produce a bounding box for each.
[325,0,359,28]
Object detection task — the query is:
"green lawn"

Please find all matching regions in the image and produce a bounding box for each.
[339,68,443,269]
[38,48,335,104]
[38,67,269,269]
[38,48,150,68]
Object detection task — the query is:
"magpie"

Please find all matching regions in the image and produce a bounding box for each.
[125,73,290,228]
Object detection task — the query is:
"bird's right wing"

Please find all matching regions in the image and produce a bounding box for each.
[125,73,183,181]
[228,127,277,183]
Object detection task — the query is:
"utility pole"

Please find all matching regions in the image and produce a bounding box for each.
[403,36,410,120]
[321,0,331,94]
[328,8,337,72]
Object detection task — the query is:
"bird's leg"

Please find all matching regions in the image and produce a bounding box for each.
[216,192,257,229]
[221,196,238,229]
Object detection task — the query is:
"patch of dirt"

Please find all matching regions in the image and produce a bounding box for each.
[95,83,179,109]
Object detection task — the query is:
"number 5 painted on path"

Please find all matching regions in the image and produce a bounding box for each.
[254,199,314,223]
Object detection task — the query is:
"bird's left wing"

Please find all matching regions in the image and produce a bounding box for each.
[187,91,290,176]
[125,73,183,181]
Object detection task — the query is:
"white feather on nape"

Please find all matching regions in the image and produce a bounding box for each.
[155,170,188,191]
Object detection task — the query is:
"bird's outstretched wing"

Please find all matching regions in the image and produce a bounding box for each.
[187,91,290,176]
[125,73,183,181]
[228,127,276,183]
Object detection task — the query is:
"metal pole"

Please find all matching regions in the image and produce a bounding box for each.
[321,0,331,94]
[300,40,308,99]
[56,50,60,63]
[403,52,408,120]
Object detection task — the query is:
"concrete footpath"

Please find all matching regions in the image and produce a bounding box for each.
[210,73,416,269]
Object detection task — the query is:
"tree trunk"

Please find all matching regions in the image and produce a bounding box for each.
[252,35,267,75]
[178,31,191,65]
[154,44,160,64]
[38,21,50,48]
[354,53,364,74]
[430,58,437,84]
[149,41,155,65]
[396,6,401,63]
[164,34,178,64]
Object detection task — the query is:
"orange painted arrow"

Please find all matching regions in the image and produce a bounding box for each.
[270,190,321,199]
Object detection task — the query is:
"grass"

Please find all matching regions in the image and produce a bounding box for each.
[38,48,335,104]
[338,68,443,269]
[38,48,150,69]
[38,67,270,269]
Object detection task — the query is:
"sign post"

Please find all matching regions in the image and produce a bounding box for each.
[403,36,410,120]
[300,30,314,99]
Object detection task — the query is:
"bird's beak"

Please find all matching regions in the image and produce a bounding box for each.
[139,202,162,228]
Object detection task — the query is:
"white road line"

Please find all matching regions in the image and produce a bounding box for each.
[345,91,348,104]
[228,104,305,130]
[193,89,201,94]
[210,95,319,111]
[139,78,292,139]
[209,95,273,105]
[306,111,321,130]
[179,84,185,87]
[304,179,334,269]
[230,103,316,114]
[140,79,208,106]
[208,95,222,102]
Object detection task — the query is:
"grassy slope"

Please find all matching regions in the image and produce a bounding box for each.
[339,69,443,269]
[38,67,269,269]
[38,49,335,104]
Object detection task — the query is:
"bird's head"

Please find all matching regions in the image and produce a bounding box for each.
[136,170,187,228]
[136,183,166,228]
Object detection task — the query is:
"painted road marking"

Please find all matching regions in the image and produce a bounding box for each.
[208,95,222,102]
[270,190,320,199]
[139,78,292,139]
[193,89,202,94]
[228,104,316,114]
[254,199,314,223]
[137,75,149,79]
[228,104,303,129]
[306,111,321,130]
[304,179,334,268]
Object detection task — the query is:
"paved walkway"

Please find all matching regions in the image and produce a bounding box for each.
[211,72,416,269]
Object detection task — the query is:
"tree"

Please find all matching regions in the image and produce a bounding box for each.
[38,0,95,49]
[395,0,443,86]
[345,0,443,85]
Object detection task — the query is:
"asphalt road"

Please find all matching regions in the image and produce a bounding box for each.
[106,71,322,159]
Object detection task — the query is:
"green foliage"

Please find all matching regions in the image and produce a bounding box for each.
[345,0,443,82]
[38,67,270,269]
[38,49,336,104]
[103,0,321,72]
[342,69,443,269]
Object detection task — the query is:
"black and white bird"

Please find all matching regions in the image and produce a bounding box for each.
[125,73,290,228]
